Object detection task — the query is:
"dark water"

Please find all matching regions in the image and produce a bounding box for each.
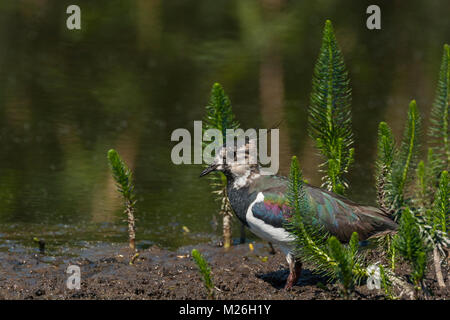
[0,0,448,250]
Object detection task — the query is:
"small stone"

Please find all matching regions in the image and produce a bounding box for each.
[35,289,45,296]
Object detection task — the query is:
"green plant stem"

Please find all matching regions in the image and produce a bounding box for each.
[191,249,215,298]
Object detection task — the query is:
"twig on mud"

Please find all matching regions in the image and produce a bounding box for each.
[433,247,446,288]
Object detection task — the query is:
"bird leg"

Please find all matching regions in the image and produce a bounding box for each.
[285,254,302,289]
[268,242,276,255]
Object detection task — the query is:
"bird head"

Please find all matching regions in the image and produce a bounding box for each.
[199,137,258,179]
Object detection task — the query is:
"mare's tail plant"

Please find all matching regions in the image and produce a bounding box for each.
[376,47,449,293]
[107,149,137,251]
[284,156,367,295]
[308,20,354,195]
[375,101,422,220]
[428,44,449,175]
[427,170,449,288]
[430,171,449,236]
[414,45,449,288]
[203,83,240,249]
[415,45,449,209]
[394,207,429,292]
[375,100,421,271]
[375,122,395,214]
[191,249,215,298]
[391,101,422,214]
[284,156,331,275]
[327,232,362,297]
[286,156,414,298]
[416,149,439,209]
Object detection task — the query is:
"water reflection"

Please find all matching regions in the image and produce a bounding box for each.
[0,0,448,249]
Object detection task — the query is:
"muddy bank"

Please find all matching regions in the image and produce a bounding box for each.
[0,242,448,300]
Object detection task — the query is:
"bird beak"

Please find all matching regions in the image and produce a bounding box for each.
[199,164,218,177]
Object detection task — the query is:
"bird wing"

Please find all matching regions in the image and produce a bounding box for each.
[248,175,397,241]
[251,192,291,228]
[248,175,292,228]
[305,185,398,242]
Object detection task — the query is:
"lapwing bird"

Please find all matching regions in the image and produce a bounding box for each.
[200,142,398,289]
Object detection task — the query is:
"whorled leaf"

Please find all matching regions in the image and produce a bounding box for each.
[308,20,354,195]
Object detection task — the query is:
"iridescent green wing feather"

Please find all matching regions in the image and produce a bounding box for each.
[249,176,397,241]
[249,175,292,228]
[305,185,398,241]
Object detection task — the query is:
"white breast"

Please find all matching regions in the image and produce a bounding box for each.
[246,192,295,246]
